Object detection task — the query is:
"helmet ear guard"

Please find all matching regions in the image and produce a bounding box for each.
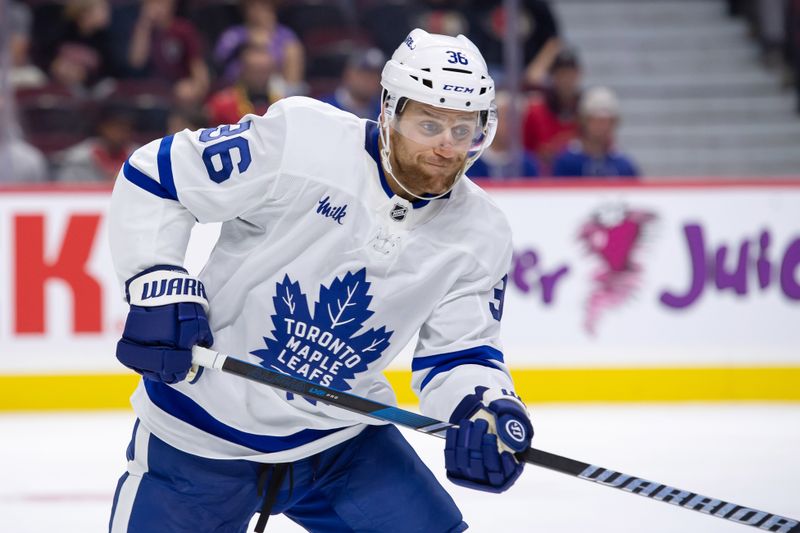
[379,29,497,200]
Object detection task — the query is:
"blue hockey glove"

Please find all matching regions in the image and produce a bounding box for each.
[116,266,213,384]
[444,386,533,493]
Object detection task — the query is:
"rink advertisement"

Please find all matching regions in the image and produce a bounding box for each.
[0,182,798,407]
[491,181,800,368]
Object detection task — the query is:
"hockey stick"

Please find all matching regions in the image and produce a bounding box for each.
[192,346,800,532]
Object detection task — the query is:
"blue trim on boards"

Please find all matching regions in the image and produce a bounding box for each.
[143,380,346,453]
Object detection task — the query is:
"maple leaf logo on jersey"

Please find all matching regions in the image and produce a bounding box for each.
[251,268,393,403]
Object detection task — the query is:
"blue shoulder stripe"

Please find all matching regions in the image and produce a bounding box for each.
[123,159,177,200]
[157,135,178,200]
[144,380,345,453]
[413,346,505,390]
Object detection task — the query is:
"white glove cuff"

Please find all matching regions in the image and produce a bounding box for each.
[481,387,529,414]
[127,270,209,311]
[472,388,531,455]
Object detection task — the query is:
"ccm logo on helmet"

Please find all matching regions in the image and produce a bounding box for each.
[443,85,474,93]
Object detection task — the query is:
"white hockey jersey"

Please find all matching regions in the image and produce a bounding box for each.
[110,97,517,462]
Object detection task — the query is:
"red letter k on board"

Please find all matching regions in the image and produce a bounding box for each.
[15,214,102,334]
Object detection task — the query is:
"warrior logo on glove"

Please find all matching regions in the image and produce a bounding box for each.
[505,419,527,443]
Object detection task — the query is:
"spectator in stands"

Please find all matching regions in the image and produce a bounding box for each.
[167,108,209,135]
[0,95,49,183]
[128,0,210,109]
[755,0,787,67]
[362,0,469,59]
[467,0,561,86]
[358,1,410,57]
[726,0,745,16]
[523,47,582,174]
[214,0,305,96]
[789,0,800,113]
[206,40,279,126]
[318,48,384,120]
[50,45,103,96]
[9,1,47,90]
[552,86,639,179]
[470,91,540,179]
[0,132,49,184]
[49,0,119,93]
[415,0,470,37]
[55,103,137,182]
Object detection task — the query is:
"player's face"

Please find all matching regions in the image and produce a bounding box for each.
[388,101,479,197]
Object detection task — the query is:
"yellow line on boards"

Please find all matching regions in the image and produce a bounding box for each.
[0,373,140,411]
[0,367,799,411]
[506,367,800,403]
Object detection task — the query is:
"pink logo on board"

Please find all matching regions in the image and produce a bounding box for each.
[578,204,656,335]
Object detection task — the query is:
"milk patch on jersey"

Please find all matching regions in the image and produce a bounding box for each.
[316,196,348,225]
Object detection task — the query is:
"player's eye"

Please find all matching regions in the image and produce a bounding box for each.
[419,121,443,136]
[451,125,473,141]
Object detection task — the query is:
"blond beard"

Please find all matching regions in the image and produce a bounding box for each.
[387,129,466,197]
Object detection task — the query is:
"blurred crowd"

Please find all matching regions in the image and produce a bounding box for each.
[728,0,800,113]
[3,0,796,184]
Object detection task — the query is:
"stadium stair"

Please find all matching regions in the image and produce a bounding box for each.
[552,0,800,177]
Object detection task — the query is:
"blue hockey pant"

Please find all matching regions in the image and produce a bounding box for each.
[109,420,467,532]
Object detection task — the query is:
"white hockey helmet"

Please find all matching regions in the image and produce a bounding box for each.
[379,29,497,200]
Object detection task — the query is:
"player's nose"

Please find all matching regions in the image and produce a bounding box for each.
[434,144,454,155]
[433,134,456,157]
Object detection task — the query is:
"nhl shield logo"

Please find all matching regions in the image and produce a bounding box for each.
[390,203,408,222]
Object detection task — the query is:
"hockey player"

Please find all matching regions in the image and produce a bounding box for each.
[108,28,533,532]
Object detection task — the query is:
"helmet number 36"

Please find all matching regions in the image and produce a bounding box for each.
[446,51,469,65]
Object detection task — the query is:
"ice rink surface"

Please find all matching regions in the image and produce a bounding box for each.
[1,404,798,533]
